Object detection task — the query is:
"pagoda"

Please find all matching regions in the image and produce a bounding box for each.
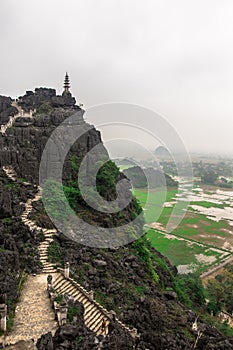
[62,72,71,96]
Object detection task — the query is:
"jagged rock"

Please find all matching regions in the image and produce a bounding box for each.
[6,339,37,349]
[1,87,233,349]
[0,95,18,124]
[93,259,107,267]
[36,332,54,350]
[164,291,178,300]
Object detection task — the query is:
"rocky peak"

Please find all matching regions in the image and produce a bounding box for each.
[0,95,18,124]
[18,87,78,112]
[0,88,106,185]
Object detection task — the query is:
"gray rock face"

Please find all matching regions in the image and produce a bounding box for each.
[0,170,41,306]
[93,259,107,267]
[0,88,107,184]
[0,95,18,124]
[18,87,77,112]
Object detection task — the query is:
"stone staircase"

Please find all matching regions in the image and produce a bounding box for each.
[0,101,34,134]
[20,188,57,274]
[0,180,58,345]
[2,166,17,182]
[1,169,138,345]
[52,272,138,338]
[52,272,110,336]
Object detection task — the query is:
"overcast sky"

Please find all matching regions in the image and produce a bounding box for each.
[1,0,233,154]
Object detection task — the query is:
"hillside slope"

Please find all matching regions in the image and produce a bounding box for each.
[0,89,233,349]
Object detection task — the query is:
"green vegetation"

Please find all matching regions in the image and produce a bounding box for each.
[1,217,13,224]
[174,273,205,309]
[202,313,233,337]
[67,305,80,323]
[206,265,233,315]
[5,183,18,189]
[190,201,226,209]
[63,185,81,210]
[134,185,232,272]
[146,229,228,273]
[37,102,52,114]
[47,241,64,267]
[133,237,159,282]
[94,290,116,311]
[17,271,27,294]
[75,336,84,347]
[6,310,14,332]
[133,187,177,224]
[201,170,218,184]
[19,178,27,183]
[43,179,74,223]
[96,160,120,198]
[54,294,63,304]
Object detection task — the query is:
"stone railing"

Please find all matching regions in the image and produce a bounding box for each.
[51,265,139,339]
[0,304,7,333]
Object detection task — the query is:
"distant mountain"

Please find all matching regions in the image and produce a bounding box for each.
[123,166,178,188]
[155,146,170,156]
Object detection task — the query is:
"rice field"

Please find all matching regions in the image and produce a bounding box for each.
[134,186,233,274]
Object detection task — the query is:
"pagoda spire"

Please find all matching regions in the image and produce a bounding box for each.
[63,72,70,94]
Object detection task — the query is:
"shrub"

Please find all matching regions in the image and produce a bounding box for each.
[37,102,52,114]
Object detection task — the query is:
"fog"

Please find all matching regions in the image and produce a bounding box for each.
[1,0,233,154]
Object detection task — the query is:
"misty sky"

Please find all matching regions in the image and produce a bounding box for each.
[1,0,233,154]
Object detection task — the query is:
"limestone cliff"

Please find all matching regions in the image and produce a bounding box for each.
[1,89,233,350]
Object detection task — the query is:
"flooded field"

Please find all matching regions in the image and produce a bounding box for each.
[135,185,233,274]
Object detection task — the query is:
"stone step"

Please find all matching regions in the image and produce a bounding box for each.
[43,229,57,233]
[94,320,109,336]
[41,238,53,243]
[42,264,55,268]
[43,234,55,238]
[38,244,50,249]
[54,280,71,293]
[38,252,48,256]
[42,266,57,273]
[42,266,56,270]
[53,275,65,289]
[86,311,104,330]
[39,256,48,260]
[42,269,57,274]
[70,289,84,300]
[82,299,92,308]
[42,263,53,268]
[39,252,48,256]
[84,304,99,321]
[84,304,96,318]
[42,269,56,273]
[60,284,78,296]
[76,294,87,304]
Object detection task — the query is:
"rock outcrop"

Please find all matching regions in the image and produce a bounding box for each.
[0,95,18,124]
[1,87,233,349]
[0,88,105,184]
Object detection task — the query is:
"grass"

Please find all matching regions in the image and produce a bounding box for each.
[133,187,177,224]
[191,201,226,209]
[146,229,228,273]
[119,165,134,171]
[134,185,233,273]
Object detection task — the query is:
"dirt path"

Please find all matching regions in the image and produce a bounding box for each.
[5,274,57,344]
[201,255,233,287]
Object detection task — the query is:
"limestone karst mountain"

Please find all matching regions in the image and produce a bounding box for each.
[0,84,233,349]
